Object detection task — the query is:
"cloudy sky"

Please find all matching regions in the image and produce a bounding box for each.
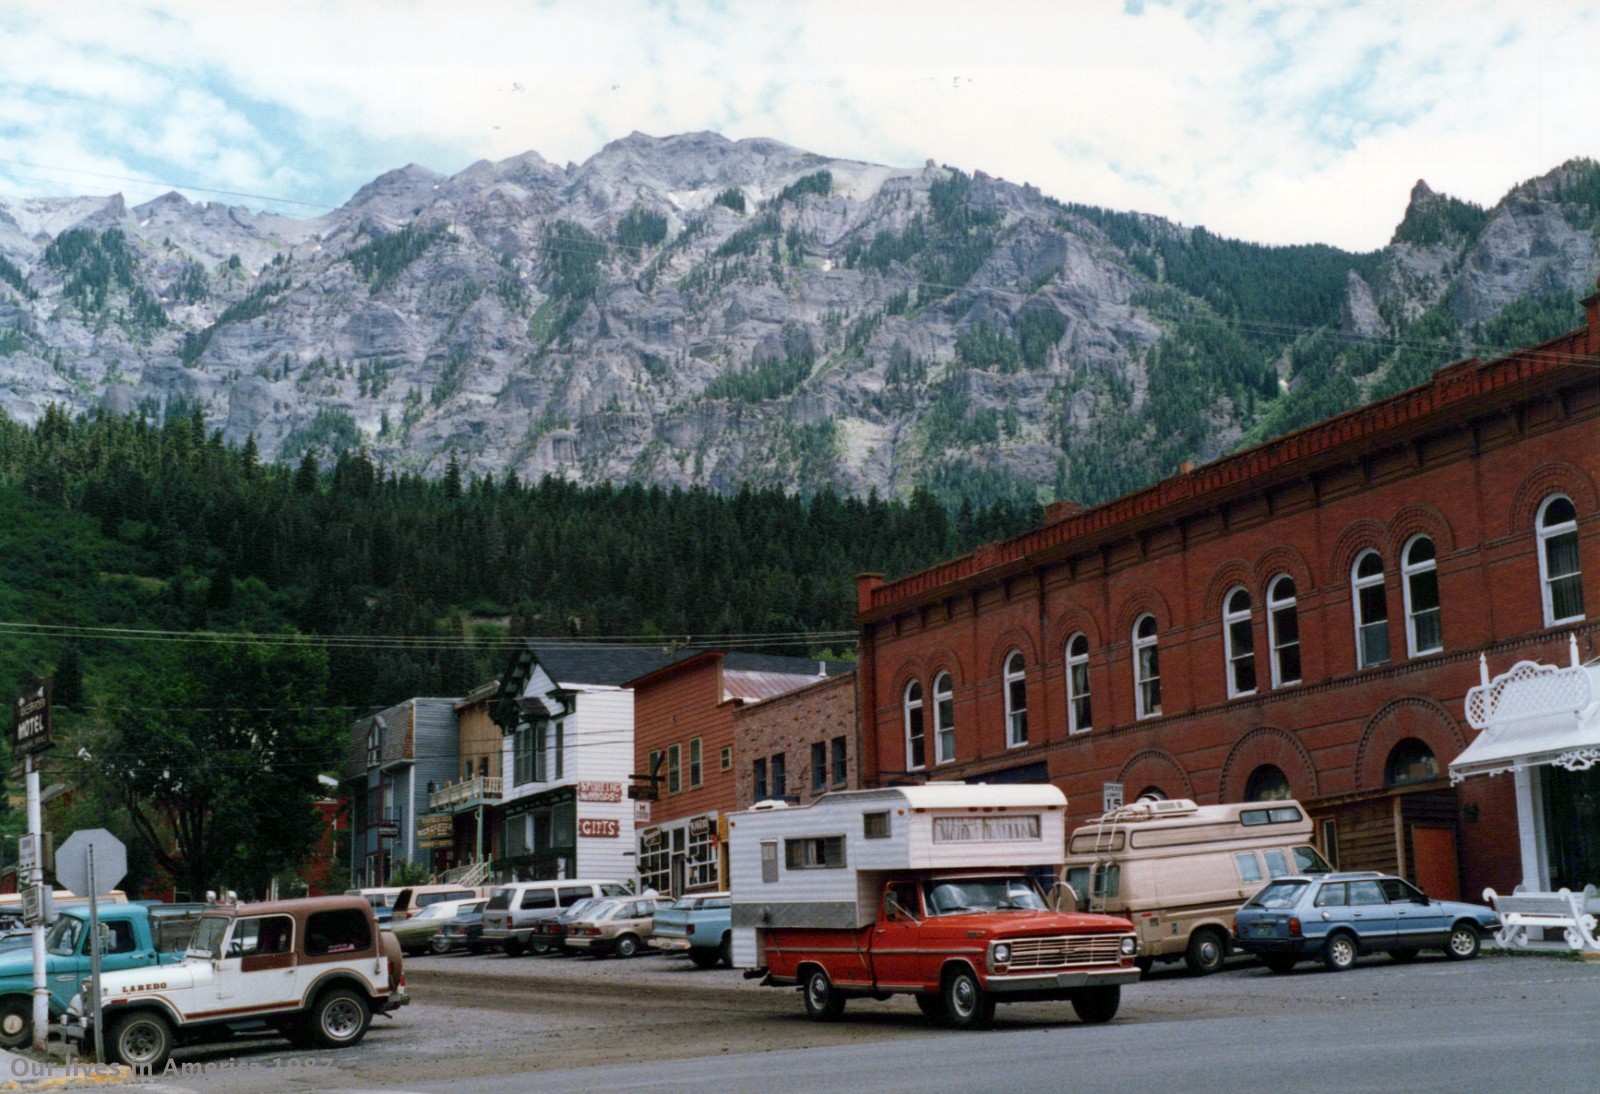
[1,0,1595,251]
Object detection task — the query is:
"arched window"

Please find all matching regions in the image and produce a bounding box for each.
[903,680,925,770]
[1538,495,1585,626]
[1402,536,1442,656]
[1385,738,1439,787]
[1244,764,1292,801]
[1352,550,1390,669]
[1135,786,1168,802]
[933,672,955,764]
[1267,576,1301,688]
[1066,634,1092,734]
[1003,652,1028,747]
[1223,588,1257,698]
[1133,615,1161,719]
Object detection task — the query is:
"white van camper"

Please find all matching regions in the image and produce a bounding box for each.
[1060,798,1333,974]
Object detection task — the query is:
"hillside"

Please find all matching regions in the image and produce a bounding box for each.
[0,135,1596,508]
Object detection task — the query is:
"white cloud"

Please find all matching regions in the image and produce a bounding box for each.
[0,0,1595,247]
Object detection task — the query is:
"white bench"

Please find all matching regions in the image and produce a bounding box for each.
[1482,885,1600,953]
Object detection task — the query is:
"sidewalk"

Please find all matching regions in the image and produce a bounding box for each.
[0,1049,127,1091]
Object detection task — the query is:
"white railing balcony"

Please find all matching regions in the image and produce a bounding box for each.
[429,775,504,812]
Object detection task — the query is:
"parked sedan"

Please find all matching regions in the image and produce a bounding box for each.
[563,897,661,958]
[430,900,489,955]
[388,897,483,956]
[1233,872,1500,972]
[529,897,603,955]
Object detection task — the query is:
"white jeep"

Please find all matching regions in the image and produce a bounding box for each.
[65,895,408,1072]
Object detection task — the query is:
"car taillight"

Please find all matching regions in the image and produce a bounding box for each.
[1288,918,1302,938]
[1232,916,1240,937]
[687,923,696,937]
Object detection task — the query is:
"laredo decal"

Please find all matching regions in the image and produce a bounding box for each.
[126,982,168,992]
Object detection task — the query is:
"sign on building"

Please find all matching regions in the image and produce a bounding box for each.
[577,781,624,803]
[417,814,454,849]
[578,818,620,839]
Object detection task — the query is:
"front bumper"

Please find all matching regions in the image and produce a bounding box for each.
[984,966,1141,994]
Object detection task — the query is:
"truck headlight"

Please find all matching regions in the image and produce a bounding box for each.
[1119,937,1137,957]
[992,943,1011,965]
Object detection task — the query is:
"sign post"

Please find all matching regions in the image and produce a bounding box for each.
[13,678,53,1054]
[58,829,127,1065]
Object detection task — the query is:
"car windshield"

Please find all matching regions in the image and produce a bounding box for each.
[1245,880,1307,909]
[413,904,451,921]
[45,916,83,957]
[564,898,599,920]
[485,888,514,912]
[187,915,231,959]
[923,877,1047,915]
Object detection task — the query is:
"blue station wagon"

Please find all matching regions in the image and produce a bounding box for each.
[1232,872,1500,973]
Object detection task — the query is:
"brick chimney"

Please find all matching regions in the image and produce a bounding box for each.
[856,572,884,614]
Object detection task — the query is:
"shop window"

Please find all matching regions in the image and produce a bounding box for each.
[1538,495,1585,625]
[1224,587,1257,697]
[1402,536,1442,656]
[1004,651,1028,746]
[1352,550,1390,669]
[687,823,716,888]
[1133,615,1161,719]
[1066,634,1092,734]
[933,672,955,762]
[904,679,926,770]
[1267,576,1301,687]
[1244,764,1292,801]
[1385,738,1438,787]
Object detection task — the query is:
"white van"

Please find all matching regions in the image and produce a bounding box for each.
[480,880,630,956]
[390,884,485,922]
[1060,798,1333,975]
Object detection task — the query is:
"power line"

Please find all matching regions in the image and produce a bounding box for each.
[0,160,335,211]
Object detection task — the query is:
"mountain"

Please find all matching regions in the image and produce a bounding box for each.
[0,134,1595,507]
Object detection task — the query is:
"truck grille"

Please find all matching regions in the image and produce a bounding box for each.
[1007,934,1125,969]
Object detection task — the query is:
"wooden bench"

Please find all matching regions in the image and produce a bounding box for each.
[1482,885,1600,953]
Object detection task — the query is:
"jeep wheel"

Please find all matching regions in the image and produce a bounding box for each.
[0,998,30,1050]
[307,987,371,1049]
[109,1011,173,1072]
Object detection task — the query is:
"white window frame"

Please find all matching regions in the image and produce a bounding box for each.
[903,679,926,771]
[1065,634,1091,734]
[933,672,955,763]
[1537,494,1585,626]
[1003,652,1028,747]
[1223,587,1257,698]
[1267,575,1301,688]
[1401,535,1442,656]
[1133,615,1161,719]
[1351,550,1390,669]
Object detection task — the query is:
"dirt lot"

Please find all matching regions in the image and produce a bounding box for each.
[58,946,1600,1091]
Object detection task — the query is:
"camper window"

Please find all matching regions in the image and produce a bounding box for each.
[1092,864,1120,900]
[1235,853,1264,885]
[1292,845,1333,873]
[1063,866,1090,905]
[785,836,845,870]
[1263,849,1292,878]
[1240,806,1303,826]
[863,812,891,839]
[932,814,1040,843]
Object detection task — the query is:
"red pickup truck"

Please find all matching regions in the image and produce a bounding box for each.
[730,786,1140,1029]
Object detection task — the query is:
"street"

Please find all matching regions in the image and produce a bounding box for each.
[61,948,1600,1092]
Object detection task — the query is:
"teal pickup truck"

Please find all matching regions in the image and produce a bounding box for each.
[0,903,205,1049]
[647,892,732,968]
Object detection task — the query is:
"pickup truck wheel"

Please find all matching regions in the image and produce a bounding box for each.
[914,993,947,1020]
[307,987,371,1049]
[689,947,721,968]
[109,1011,173,1072]
[802,968,846,1021]
[0,998,30,1050]
[1071,985,1121,1024]
[503,939,526,957]
[1184,928,1227,976]
[942,969,994,1030]
[614,934,640,959]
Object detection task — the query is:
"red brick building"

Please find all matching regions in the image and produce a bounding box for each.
[733,672,858,810]
[628,652,850,895]
[856,287,1600,903]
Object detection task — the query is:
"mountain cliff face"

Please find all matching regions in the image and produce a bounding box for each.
[0,134,1595,506]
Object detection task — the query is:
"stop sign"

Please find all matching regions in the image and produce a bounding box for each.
[56,829,127,896]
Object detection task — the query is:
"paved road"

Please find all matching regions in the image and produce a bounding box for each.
[51,949,1600,1092]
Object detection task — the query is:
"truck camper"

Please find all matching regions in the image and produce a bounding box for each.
[729,784,1138,1029]
[1060,797,1333,974]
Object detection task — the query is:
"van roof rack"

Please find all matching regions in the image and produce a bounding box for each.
[1102,797,1199,822]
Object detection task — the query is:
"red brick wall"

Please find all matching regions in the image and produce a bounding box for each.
[632,655,738,826]
[733,673,858,809]
[858,304,1600,900]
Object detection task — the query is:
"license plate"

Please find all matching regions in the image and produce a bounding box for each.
[1251,922,1276,937]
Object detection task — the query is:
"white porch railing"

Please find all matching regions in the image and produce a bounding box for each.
[428,774,504,812]
[435,859,492,887]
